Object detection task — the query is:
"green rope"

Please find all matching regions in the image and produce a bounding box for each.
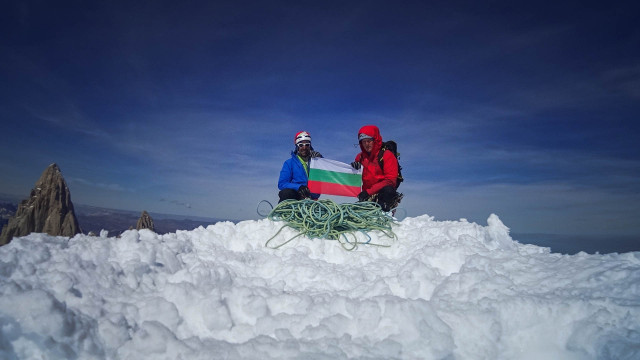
[265,199,397,250]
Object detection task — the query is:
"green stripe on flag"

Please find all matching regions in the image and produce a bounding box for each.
[309,169,362,187]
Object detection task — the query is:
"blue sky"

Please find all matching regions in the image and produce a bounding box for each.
[1,1,639,236]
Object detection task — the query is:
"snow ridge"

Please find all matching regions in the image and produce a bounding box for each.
[0,214,639,359]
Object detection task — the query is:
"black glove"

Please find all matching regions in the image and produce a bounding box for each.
[298,185,311,199]
[351,161,361,170]
[357,190,369,202]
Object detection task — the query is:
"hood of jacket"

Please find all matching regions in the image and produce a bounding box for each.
[358,125,383,158]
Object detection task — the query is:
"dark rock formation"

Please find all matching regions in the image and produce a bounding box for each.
[0,163,81,245]
[136,210,154,231]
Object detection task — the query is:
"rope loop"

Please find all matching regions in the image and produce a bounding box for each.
[265,199,397,250]
[256,200,274,217]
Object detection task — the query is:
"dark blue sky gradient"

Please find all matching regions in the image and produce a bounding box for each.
[1,1,639,236]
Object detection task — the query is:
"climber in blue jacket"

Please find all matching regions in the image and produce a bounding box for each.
[277,131,322,202]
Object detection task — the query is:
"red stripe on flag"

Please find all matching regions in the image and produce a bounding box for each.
[308,180,360,197]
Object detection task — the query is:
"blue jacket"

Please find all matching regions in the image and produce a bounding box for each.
[278,151,321,199]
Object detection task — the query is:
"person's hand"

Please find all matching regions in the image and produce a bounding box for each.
[357,190,369,202]
[298,185,311,199]
[351,161,361,170]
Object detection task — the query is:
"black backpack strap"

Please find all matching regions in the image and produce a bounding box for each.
[377,144,387,169]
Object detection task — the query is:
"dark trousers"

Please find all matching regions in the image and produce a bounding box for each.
[373,185,402,212]
[278,188,302,203]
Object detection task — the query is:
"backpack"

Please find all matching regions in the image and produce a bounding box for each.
[378,141,403,189]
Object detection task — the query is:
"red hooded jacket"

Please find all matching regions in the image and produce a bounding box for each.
[354,125,398,195]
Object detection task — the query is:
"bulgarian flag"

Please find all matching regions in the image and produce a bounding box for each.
[308,158,362,197]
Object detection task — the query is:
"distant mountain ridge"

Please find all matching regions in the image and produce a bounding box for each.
[73,204,227,237]
[0,202,17,231]
[0,200,229,239]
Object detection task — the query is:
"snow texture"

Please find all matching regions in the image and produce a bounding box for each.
[1,214,639,359]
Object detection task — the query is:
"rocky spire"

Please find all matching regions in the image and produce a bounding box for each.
[0,163,81,245]
[136,210,154,231]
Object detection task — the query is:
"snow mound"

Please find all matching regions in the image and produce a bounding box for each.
[1,214,639,359]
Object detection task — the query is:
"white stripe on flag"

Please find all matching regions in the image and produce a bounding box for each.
[310,158,362,175]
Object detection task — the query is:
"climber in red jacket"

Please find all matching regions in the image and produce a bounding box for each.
[351,125,403,212]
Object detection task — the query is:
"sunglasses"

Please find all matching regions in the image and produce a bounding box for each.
[297,143,311,148]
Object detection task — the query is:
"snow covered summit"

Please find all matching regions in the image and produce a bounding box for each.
[0,214,638,359]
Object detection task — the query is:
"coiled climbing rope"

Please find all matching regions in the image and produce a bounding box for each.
[264,199,397,250]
